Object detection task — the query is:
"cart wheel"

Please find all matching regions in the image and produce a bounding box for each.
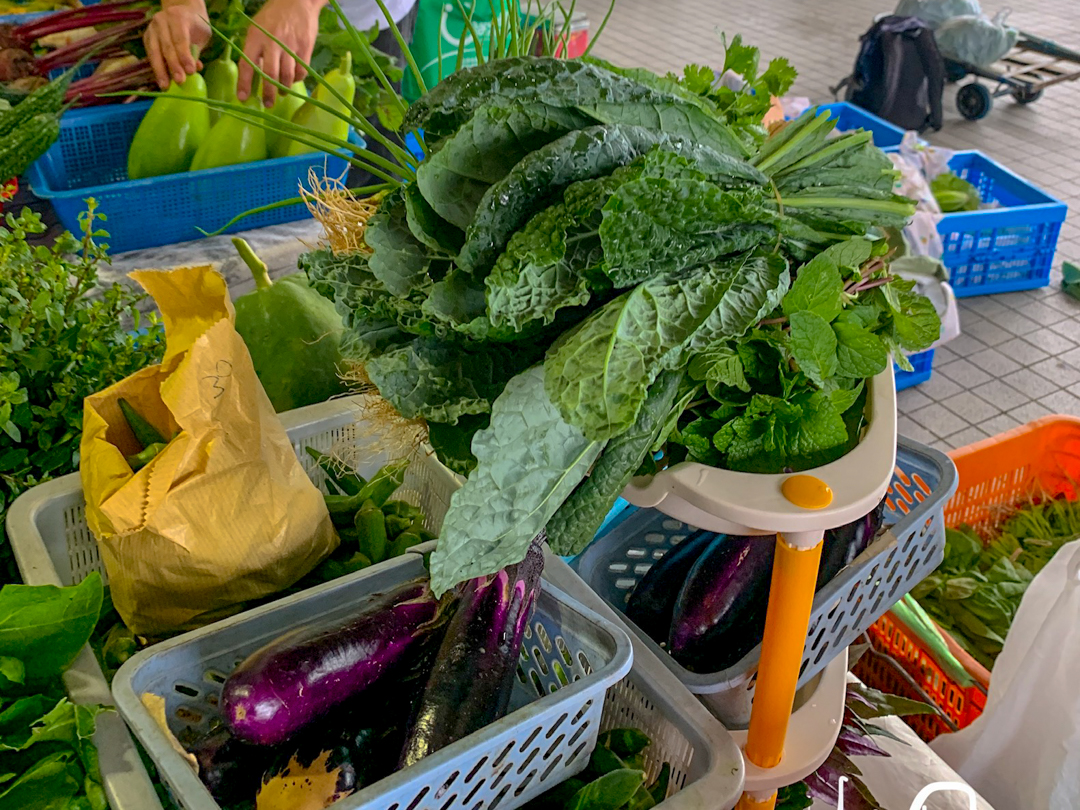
[957,83,992,120]
[1012,87,1044,105]
[945,61,968,83]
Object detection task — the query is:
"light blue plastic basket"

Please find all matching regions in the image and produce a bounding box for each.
[816,101,906,148]
[932,150,1067,297]
[26,101,361,253]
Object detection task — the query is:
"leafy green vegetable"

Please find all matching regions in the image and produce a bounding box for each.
[545,253,787,441]
[416,101,592,228]
[0,574,102,682]
[931,171,981,213]
[0,205,164,584]
[458,124,673,274]
[428,367,604,596]
[915,499,1080,669]
[546,371,682,556]
[0,575,109,810]
[566,770,645,810]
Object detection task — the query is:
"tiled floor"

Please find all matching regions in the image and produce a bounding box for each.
[577,0,1080,451]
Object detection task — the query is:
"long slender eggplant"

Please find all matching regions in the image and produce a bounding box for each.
[816,498,887,590]
[399,539,545,767]
[668,534,775,673]
[222,577,446,746]
[624,529,713,644]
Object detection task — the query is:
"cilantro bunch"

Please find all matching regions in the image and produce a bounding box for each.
[667,238,939,474]
[0,204,164,584]
[677,33,798,139]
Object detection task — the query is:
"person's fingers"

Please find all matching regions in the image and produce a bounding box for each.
[145,26,170,89]
[237,37,263,101]
[294,61,307,83]
[259,43,283,107]
[165,14,197,76]
[277,51,295,96]
[157,21,187,87]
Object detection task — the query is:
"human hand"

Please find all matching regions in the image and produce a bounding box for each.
[238,0,325,107]
[143,0,210,89]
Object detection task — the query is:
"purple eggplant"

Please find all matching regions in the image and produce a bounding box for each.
[668,534,774,673]
[624,529,713,644]
[222,577,446,746]
[816,498,886,590]
[187,725,271,805]
[399,540,544,767]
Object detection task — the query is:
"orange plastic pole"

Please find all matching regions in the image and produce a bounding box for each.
[744,531,824,768]
[736,790,778,810]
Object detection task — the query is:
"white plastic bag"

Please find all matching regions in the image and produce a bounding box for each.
[935,12,1018,66]
[932,539,1080,810]
[894,0,981,29]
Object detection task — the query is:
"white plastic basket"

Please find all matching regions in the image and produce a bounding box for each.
[8,396,747,810]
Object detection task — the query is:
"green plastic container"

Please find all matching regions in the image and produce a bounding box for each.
[403,0,516,101]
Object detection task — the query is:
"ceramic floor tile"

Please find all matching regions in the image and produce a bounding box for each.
[971,380,1030,412]
[1031,358,1080,388]
[966,347,1023,379]
[909,403,969,439]
[941,391,1001,423]
[1022,328,1077,356]
[937,358,993,389]
[1002,367,1061,399]
[994,337,1049,367]
[918,373,964,402]
[1010,401,1056,425]
[979,412,1023,437]
[1040,389,1080,416]
[942,426,989,451]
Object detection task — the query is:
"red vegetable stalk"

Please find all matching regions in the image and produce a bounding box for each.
[13,0,146,44]
[66,58,155,106]
[35,15,148,74]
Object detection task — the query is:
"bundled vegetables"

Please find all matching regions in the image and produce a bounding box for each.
[914,496,1080,669]
[931,171,981,212]
[295,50,936,596]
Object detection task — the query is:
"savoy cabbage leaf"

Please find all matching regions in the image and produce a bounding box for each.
[429,367,604,596]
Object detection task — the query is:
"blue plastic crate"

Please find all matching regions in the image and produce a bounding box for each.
[817,102,907,148]
[26,101,360,253]
[935,150,1067,297]
[895,349,934,391]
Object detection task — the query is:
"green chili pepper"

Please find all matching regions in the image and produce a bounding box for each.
[118,398,166,449]
[126,442,166,471]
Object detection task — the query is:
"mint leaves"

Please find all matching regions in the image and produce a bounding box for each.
[668,236,940,473]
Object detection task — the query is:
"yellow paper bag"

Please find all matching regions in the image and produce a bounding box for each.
[80,265,337,636]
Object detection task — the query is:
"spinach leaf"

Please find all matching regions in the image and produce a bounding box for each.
[788,311,838,388]
[366,338,535,424]
[458,124,672,275]
[0,573,102,681]
[565,768,645,810]
[546,370,682,556]
[0,750,83,809]
[429,367,604,596]
[416,101,592,228]
[545,254,786,441]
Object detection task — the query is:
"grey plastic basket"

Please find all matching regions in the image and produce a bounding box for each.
[4,396,468,810]
[571,436,958,727]
[111,551,633,810]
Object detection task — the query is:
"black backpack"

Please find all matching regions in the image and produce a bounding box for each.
[834,15,945,132]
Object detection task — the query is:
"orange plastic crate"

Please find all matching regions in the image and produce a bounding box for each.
[945,415,1080,534]
[852,643,956,743]
[858,417,1080,740]
[863,612,986,742]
